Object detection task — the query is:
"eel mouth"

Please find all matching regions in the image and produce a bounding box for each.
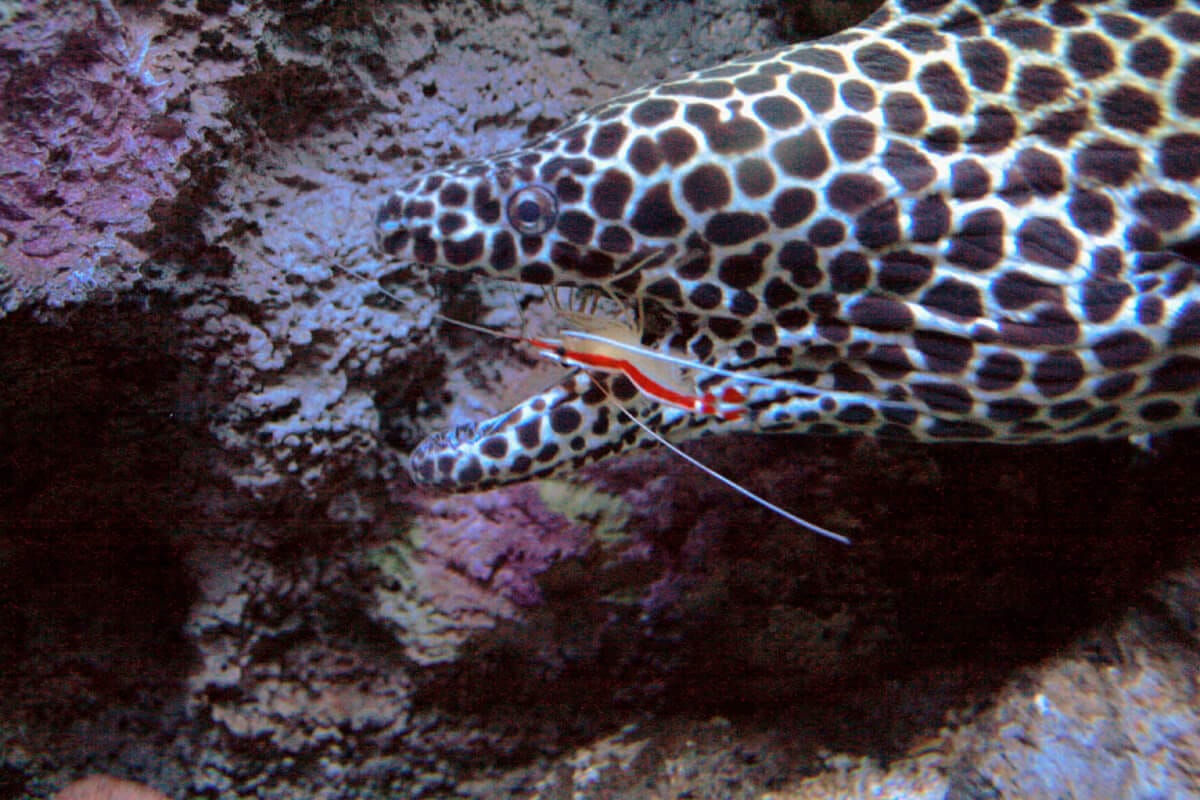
[402,283,675,491]
[405,365,683,493]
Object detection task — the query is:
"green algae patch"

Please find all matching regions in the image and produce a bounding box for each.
[535,478,633,550]
[367,533,419,585]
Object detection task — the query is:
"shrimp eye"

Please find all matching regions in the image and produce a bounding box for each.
[506,184,558,236]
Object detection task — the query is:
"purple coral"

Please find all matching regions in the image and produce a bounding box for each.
[0,1,190,303]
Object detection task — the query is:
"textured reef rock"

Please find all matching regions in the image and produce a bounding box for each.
[2,0,1199,798]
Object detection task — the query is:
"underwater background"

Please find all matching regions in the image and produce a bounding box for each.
[1,0,1199,797]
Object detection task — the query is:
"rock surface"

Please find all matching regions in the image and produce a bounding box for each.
[1,1,1198,798]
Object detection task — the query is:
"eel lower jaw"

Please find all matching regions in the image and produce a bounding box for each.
[406,370,686,492]
[406,374,591,492]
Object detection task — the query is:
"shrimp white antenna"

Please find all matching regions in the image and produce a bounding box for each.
[601,387,850,544]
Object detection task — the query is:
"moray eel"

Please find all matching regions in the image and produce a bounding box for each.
[376,0,1200,491]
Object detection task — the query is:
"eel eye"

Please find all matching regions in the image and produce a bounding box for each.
[506,184,558,236]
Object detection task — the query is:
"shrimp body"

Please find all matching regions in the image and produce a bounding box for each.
[528,313,748,422]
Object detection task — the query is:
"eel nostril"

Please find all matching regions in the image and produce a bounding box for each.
[376,194,415,255]
[374,201,412,257]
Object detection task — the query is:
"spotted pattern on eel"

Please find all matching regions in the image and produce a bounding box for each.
[376,0,1200,492]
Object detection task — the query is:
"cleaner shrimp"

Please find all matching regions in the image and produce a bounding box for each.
[335,265,850,544]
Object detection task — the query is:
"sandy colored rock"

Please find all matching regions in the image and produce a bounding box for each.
[54,775,171,800]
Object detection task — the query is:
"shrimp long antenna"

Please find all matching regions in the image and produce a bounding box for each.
[599,383,850,545]
[331,265,526,341]
[434,313,527,341]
